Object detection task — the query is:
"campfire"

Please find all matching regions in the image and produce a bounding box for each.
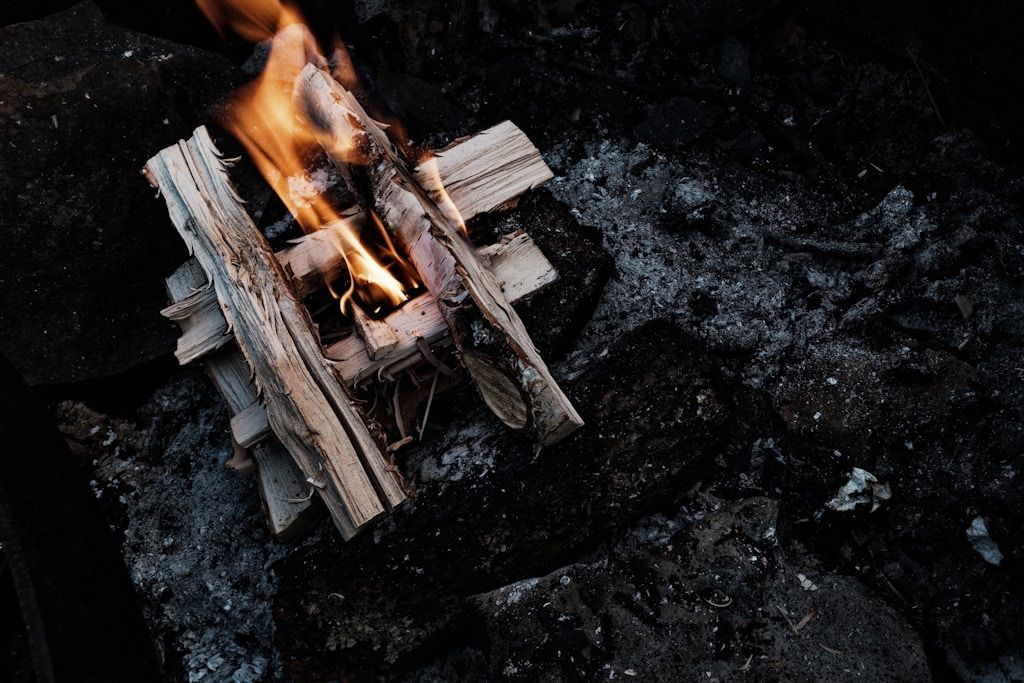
[148,0,581,540]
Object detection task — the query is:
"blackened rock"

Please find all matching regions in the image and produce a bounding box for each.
[273,320,733,678]
[653,0,777,46]
[775,344,972,486]
[476,188,613,358]
[366,70,471,143]
[467,497,930,680]
[717,35,751,87]
[636,96,713,153]
[0,2,242,384]
[728,126,768,160]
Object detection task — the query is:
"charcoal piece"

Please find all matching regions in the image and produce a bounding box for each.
[477,188,614,358]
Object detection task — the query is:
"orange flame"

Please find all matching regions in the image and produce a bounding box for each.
[196,0,298,43]
[201,0,410,312]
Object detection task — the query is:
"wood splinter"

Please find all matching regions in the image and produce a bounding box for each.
[297,65,584,445]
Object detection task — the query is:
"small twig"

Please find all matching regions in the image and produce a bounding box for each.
[392,374,406,438]
[283,489,316,504]
[880,573,907,603]
[793,610,815,632]
[907,47,947,128]
[283,463,325,503]
[818,643,844,656]
[387,435,414,452]
[417,369,442,441]
[776,605,800,636]
[415,337,456,376]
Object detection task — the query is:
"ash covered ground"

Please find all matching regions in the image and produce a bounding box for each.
[3,1,1024,681]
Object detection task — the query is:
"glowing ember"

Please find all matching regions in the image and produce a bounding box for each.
[196,0,414,314]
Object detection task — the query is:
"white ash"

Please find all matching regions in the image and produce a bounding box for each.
[89,372,287,682]
[543,139,938,390]
[544,141,798,387]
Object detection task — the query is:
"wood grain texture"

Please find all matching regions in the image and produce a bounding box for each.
[415,120,553,220]
[230,402,271,449]
[147,126,403,539]
[298,65,583,444]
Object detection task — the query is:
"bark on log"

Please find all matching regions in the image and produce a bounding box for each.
[297,65,583,445]
[147,126,403,539]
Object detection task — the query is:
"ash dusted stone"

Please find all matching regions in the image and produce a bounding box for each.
[272,319,732,678]
[468,497,930,681]
[0,2,241,384]
[367,69,472,143]
[659,177,719,234]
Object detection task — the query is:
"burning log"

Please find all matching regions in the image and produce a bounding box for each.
[166,229,557,382]
[146,127,404,539]
[150,44,578,539]
[297,65,584,445]
[163,229,556,540]
[279,120,548,298]
[326,231,558,385]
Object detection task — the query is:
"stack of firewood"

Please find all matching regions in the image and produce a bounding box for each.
[146,64,582,541]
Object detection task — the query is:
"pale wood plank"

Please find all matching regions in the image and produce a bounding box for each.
[416,120,553,221]
[230,403,271,449]
[169,232,557,382]
[351,305,400,360]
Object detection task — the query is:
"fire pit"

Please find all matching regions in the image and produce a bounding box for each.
[2,0,1023,680]
[147,2,586,540]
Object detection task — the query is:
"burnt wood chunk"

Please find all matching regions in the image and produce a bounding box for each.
[297,65,583,445]
[146,126,403,539]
